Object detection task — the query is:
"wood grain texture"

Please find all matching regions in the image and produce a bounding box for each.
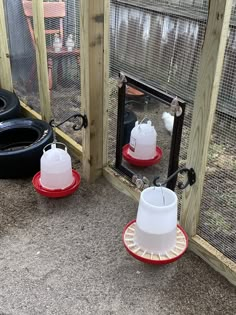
[32,0,51,122]
[0,0,13,91]
[180,0,233,236]
[20,101,82,159]
[103,167,140,202]
[103,0,110,167]
[80,0,106,181]
[190,235,236,286]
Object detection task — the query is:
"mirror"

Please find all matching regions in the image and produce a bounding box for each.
[115,73,186,191]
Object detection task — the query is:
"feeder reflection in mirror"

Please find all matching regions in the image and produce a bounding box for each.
[115,73,186,191]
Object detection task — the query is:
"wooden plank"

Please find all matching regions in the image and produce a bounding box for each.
[189,235,236,286]
[20,101,83,159]
[103,167,140,201]
[180,0,233,236]
[103,0,110,167]
[0,0,13,91]
[23,1,65,18]
[32,0,51,122]
[80,0,107,181]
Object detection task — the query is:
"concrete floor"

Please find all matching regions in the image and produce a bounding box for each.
[0,173,235,315]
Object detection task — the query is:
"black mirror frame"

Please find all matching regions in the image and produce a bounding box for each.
[114,72,186,191]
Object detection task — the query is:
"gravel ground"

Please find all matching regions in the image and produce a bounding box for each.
[0,167,235,315]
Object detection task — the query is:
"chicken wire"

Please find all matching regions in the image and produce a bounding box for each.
[5,0,81,143]
[108,0,236,262]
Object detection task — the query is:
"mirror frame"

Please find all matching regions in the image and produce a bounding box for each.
[114,72,186,191]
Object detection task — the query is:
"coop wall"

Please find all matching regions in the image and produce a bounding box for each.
[0,0,235,283]
[107,0,236,270]
[4,0,82,143]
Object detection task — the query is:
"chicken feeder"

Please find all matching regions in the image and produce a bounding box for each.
[122,120,162,167]
[123,186,188,264]
[32,142,80,198]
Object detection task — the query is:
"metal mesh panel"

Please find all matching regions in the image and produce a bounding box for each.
[108,0,207,168]
[49,0,81,143]
[198,26,236,262]
[108,0,236,262]
[5,0,81,143]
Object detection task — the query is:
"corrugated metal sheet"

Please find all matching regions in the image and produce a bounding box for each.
[111,0,236,116]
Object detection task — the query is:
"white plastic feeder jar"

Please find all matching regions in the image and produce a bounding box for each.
[128,120,157,160]
[134,187,178,254]
[40,143,74,190]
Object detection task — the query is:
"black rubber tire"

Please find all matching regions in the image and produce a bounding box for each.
[123,110,137,146]
[0,89,21,121]
[0,118,54,178]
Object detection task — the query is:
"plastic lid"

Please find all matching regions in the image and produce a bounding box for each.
[44,147,70,162]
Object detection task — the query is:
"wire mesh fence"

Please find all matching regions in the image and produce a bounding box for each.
[108,0,236,263]
[5,0,81,143]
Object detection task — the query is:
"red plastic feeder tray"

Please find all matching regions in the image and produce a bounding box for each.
[32,169,81,198]
[122,144,163,167]
[126,85,144,97]
[123,220,188,265]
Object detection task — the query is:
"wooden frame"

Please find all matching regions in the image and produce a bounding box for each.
[32,0,51,122]
[190,236,236,286]
[103,0,110,168]
[0,0,13,91]
[80,0,109,182]
[103,166,140,201]
[180,0,233,236]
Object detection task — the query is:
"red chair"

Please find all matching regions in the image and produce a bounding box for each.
[22,0,80,91]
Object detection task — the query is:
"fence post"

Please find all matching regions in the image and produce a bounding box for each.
[0,0,13,91]
[32,0,51,122]
[103,0,110,168]
[80,0,109,181]
[180,0,233,236]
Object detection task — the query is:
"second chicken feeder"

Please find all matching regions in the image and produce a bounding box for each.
[33,142,80,198]
[123,120,162,167]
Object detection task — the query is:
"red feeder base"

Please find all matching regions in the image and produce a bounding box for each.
[122,144,163,167]
[32,169,81,198]
[123,220,188,265]
[126,85,144,97]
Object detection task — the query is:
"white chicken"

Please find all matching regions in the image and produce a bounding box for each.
[162,112,174,135]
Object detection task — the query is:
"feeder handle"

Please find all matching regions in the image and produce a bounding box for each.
[153,167,196,190]
[43,142,67,153]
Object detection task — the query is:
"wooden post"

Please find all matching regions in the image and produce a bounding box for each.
[32,0,51,122]
[0,0,13,91]
[80,0,109,181]
[180,0,232,236]
[103,0,110,168]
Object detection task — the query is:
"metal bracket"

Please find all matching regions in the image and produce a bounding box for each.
[170,96,183,117]
[117,72,127,88]
[153,167,196,190]
[132,175,150,191]
[50,114,88,131]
